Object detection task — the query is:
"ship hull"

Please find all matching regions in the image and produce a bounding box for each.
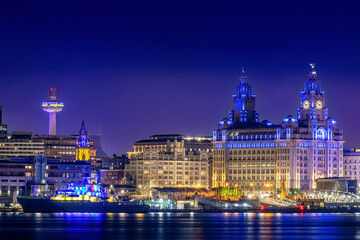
[18,198,150,213]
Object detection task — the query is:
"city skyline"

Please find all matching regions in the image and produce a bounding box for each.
[1,1,360,155]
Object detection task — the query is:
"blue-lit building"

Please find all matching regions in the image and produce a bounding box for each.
[212,65,344,192]
[0,154,90,196]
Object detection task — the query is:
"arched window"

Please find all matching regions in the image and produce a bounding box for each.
[316,128,326,140]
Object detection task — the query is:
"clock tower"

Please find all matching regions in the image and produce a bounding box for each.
[298,63,328,124]
[76,119,90,161]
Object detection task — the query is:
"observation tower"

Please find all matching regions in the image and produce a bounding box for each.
[42,88,64,135]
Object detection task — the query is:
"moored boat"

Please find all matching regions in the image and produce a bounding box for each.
[18,184,150,213]
[18,197,150,213]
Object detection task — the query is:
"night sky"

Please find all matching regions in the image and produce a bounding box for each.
[0,1,360,155]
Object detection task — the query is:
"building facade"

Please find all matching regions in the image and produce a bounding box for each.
[0,155,91,196]
[32,135,78,161]
[0,132,44,158]
[99,155,129,185]
[32,121,96,162]
[212,65,344,193]
[128,134,213,188]
[126,141,209,189]
[343,148,360,182]
[128,134,213,157]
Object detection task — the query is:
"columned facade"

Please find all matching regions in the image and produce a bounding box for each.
[212,65,344,193]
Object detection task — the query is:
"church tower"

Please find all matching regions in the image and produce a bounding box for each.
[76,119,90,161]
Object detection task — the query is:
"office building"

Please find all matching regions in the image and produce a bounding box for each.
[0,131,44,158]
[126,140,209,189]
[343,148,360,184]
[212,65,344,192]
[0,154,90,196]
[32,120,96,163]
[99,155,129,185]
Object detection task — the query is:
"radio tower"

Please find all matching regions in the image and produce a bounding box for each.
[42,88,64,135]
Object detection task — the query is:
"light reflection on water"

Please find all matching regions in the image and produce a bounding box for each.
[0,212,360,239]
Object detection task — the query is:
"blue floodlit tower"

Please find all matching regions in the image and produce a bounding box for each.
[42,88,64,135]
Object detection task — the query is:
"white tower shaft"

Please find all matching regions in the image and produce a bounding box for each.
[49,112,56,135]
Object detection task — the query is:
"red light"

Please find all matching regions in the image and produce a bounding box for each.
[299,205,305,211]
[260,205,265,211]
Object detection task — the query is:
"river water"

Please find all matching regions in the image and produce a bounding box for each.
[1,212,360,239]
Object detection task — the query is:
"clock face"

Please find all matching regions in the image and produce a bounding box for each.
[316,100,323,110]
[303,100,310,110]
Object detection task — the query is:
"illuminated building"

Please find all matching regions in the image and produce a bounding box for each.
[0,106,7,137]
[128,134,213,157]
[212,65,344,192]
[343,148,360,185]
[0,109,42,158]
[76,119,91,161]
[127,134,212,189]
[128,134,213,186]
[32,135,96,162]
[99,155,129,185]
[42,88,64,136]
[125,140,209,189]
[0,158,33,196]
[0,155,90,196]
[0,131,44,158]
[33,135,78,162]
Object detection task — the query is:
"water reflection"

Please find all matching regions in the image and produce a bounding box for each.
[0,213,359,239]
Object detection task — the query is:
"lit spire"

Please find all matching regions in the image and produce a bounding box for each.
[77,119,89,148]
[80,118,86,132]
[309,63,317,80]
[240,67,247,83]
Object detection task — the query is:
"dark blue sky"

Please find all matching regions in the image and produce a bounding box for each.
[0,1,360,154]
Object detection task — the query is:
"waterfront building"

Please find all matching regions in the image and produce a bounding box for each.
[128,134,213,188]
[32,135,78,162]
[0,154,90,196]
[99,155,129,185]
[0,109,44,158]
[125,140,209,189]
[128,134,213,157]
[0,106,7,137]
[32,121,96,163]
[343,148,360,183]
[316,177,357,194]
[42,88,64,135]
[0,158,33,196]
[0,131,44,158]
[100,169,125,186]
[212,65,344,193]
[46,158,91,191]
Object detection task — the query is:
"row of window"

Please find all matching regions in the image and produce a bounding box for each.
[229,150,275,155]
[228,176,275,180]
[229,169,275,174]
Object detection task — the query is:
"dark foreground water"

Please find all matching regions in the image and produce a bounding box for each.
[1,212,360,239]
